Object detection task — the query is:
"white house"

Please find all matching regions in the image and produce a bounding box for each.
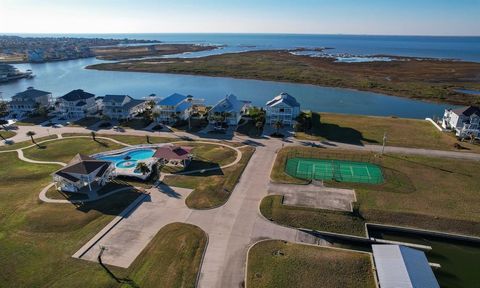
[52,154,115,193]
[56,89,97,119]
[442,106,480,139]
[8,87,52,117]
[208,94,251,126]
[102,94,148,120]
[265,92,301,126]
[154,93,197,124]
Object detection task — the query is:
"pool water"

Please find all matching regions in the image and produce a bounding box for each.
[96,149,155,169]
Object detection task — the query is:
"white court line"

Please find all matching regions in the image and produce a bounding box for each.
[365,166,372,179]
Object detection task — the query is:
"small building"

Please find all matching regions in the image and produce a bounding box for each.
[8,87,52,117]
[372,244,440,288]
[265,92,301,126]
[52,154,115,193]
[442,106,480,139]
[57,89,97,119]
[102,94,147,120]
[208,94,251,126]
[153,145,193,167]
[154,93,195,124]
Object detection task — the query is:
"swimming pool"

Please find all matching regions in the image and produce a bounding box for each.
[96,148,156,169]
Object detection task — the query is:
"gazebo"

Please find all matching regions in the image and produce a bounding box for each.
[153,145,193,167]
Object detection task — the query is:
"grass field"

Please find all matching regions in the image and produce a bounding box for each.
[296,112,480,152]
[112,223,207,288]
[15,115,54,126]
[23,137,125,163]
[0,130,16,139]
[70,117,99,127]
[269,146,480,237]
[247,240,375,288]
[0,135,58,151]
[0,148,207,287]
[163,146,255,209]
[61,133,179,146]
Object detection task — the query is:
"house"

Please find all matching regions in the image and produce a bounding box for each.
[265,92,301,126]
[52,154,115,193]
[153,145,193,167]
[8,87,52,117]
[57,89,97,118]
[372,244,440,288]
[154,93,195,124]
[208,94,251,126]
[442,106,480,138]
[102,94,148,120]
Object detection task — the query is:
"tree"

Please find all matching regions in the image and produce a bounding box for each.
[0,119,8,130]
[255,121,263,134]
[26,131,36,143]
[273,120,283,134]
[0,101,8,119]
[152,111,160,123]
[136,162,151,175]
[91,131,96,141]
[0,133,5,141]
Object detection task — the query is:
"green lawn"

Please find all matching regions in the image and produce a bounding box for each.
[0,152,142,287]
[61,133,179,146]
[120,119,150,130]
[164,146,255,209]
[247,240,375,288]
[268,146,480,237]
[116,223,207,288]
[15,115,54,126]
[70,117,100,127]
[0,130,16,139]
[0,135,58,151]
[0,149,207,287]
[23,137,125,163]
[296,112,480,152]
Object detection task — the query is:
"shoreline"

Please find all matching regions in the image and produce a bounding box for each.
[86,50,480,106]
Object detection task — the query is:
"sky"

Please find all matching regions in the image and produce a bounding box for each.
[1,0,479,36]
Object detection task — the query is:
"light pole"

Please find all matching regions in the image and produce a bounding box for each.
[382,131,387,155]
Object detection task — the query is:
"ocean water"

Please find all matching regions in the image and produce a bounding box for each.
[15,33,480,62]
[1,33,472,118]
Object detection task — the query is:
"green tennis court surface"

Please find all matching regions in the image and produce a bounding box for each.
[286,157,383,184]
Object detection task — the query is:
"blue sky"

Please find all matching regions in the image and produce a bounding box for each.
[1,0,479,35]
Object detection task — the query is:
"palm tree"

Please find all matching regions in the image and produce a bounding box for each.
[136,162,151,175]
[26,131,36,143]
[255,121,263,134]
[91,131,96,141]
[0,119,8,130]
[273,120,283,134]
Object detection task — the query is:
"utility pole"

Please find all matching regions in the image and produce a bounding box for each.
[382,131,387,155]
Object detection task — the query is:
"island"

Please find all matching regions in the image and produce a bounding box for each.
[87,50,480,106]
[0,35,217,63]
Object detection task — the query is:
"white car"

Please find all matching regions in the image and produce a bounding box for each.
[52,124,63,128]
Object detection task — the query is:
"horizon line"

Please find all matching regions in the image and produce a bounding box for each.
[1,32,480,38]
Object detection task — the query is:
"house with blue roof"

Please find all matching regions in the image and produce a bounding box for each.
[57,89,97,118]
[265,92,301,126]
[208,94,251,126]
[102,95,148,120]
[154,93,196,124]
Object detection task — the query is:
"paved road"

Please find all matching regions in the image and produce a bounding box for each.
[74,140,320,287]
[4,124,480,161]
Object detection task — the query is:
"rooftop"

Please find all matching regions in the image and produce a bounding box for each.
[60,89,95,101]
[153,145,193,160]
[158,93,188,106]
[209,94,250,114]
[266,92,300,108]
[53,153,112,182]
[12,87,51,100]
[372,244,440,288]
[451,106,480,117]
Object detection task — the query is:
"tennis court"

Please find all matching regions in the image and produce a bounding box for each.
[286,157,384,184]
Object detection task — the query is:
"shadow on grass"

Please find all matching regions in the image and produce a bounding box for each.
[385,154,473,177]
[303,113,378,146]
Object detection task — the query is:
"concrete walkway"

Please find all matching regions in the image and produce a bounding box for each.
[16,149,67,166]
[73,140,322,288]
